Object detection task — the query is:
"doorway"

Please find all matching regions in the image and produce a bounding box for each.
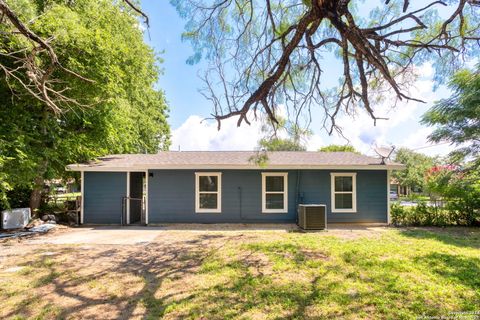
[128,172,146,225]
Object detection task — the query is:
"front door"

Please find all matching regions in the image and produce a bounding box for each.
[128,172,145,224]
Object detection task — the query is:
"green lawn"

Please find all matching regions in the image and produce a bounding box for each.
[1,227,479,319]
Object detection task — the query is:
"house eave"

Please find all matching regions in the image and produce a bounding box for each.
[66,163,405,172]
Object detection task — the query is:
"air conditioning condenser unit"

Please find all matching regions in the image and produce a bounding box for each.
[297,204,326,230]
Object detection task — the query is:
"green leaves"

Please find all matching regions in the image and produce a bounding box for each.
[0,0,170,207]
[393,148,436,192]
[421,66,480,167]
[318,145,359,153]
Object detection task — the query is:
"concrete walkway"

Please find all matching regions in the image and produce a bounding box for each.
[26,223,388,245]
[29,226,167,245]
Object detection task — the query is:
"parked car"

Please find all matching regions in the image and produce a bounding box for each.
[390,190,398,200]
[53,184,67,194]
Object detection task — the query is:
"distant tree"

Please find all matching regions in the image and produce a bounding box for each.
[0,0,170,211]
[421,66,480,168]
[425,165,480,225]
[257,117,310,151]
[319,145,358,153]
[392,148,435,194]
[259,138,306,152]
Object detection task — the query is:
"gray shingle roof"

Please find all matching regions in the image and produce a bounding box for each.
[67,151,404,171]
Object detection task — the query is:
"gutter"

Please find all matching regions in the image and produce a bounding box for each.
[66,164,406,172]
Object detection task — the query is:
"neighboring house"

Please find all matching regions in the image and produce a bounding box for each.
[389,178,411,196]
[66,151,404,225]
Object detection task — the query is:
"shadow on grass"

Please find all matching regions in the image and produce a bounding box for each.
[415,252,480,291]
[399,227,480,249]
[5,234,241,320]
[5,229,480,319]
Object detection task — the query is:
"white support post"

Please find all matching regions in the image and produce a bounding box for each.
[126,171,130,225]
[145,170,149,225]
[80,171,84,224]
[387,170,391,225]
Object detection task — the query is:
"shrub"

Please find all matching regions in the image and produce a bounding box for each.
[391,200,479,227]
[0,187,32,212]
[390,203,406,226]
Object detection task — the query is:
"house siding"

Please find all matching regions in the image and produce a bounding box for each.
[83,172,126,224]
[147,170,297,223]
[298,170,388,223]
[82,169,387,224]
[147,169,387,224]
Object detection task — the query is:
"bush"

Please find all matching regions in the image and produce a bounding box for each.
[391,203,407,226]
[391,200,479,227]
[0,187,32,212]
[422,164,480,226]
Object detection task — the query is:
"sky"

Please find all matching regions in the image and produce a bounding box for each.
[141,1,454,158]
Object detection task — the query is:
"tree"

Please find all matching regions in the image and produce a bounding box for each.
[257,116,310,151]
[392,148,435,194]
[425,164,480,225]
[319,145,358,153]
[421,66,480,168]
[0,0,149,113]
[172,0,480,132]
[0,0,170,211]
[259,138,306,151]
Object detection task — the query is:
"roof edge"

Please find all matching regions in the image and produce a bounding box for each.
[66,163,405,172]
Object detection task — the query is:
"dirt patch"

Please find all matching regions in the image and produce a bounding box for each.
[0,224,434,319]
[0,231,239,319]
[324,225,392,240]
[301,249,329,260]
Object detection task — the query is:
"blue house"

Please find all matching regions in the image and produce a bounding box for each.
[67,151,403,225]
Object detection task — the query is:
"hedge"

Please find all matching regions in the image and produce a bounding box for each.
[391,201,480,227]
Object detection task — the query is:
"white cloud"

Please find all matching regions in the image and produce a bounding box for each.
[312,63,451,157]
[170,115,262,151]
[306,134,323,151]
[170,64,454,157]
[171,111,325,151]
[396,127,453,157]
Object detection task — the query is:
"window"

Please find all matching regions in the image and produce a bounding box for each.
[262,173,288,213]
[195,173,221,213]
[331,173,357,212]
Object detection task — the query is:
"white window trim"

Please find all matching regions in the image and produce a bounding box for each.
[80,171,84,224]
[387,170,391,224]
[330,172,357,213]
[195,172,222,213]
[262,172,288,213]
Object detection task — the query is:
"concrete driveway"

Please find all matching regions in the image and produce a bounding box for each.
[26,223,387,245]
[26,224,299,245]
[29,226,167,245]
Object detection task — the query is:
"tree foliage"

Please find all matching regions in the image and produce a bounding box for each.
[424,165,480,225]
[0,0,150,112]
[257,116,309,151]
[392,148,435,192]
[422,66,480,168]
[259,138,306,151]
[0,0,170,209]
[172,0,480,132]
[318,145,358,153]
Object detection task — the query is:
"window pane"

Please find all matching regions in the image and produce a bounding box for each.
[335,176,353,192]
[335,193,353,209]
[199,193,218,209]
[199,176,218,192]
[266,193,284,209]
[266,176,284,192]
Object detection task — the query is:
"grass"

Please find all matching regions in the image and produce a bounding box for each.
[398,195,431,202]
[1,227,479,319]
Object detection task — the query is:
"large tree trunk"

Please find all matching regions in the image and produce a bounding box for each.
[29,175,45,216]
